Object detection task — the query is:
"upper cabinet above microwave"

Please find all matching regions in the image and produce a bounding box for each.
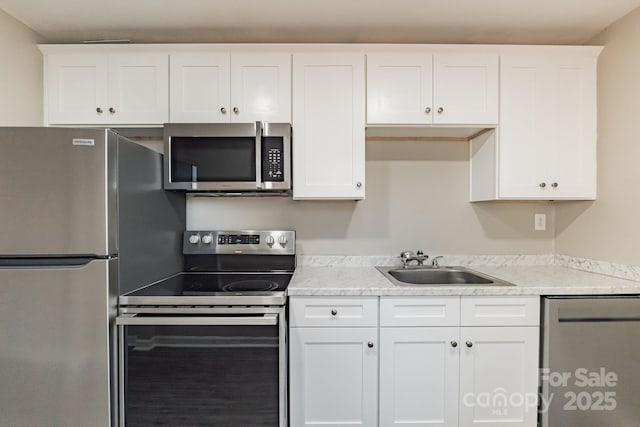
[45,53,169,125]
[169,53,291,123]
[366,53,499,126]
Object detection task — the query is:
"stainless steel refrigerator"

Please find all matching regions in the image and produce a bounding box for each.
[0,127,185,427]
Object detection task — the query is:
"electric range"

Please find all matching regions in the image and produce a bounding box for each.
[120,230,295,306]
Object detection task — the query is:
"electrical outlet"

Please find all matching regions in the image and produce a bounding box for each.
[535,214,546,231]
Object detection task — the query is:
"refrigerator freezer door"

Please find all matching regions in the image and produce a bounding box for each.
[0,127,116,256]
[0,258,114,426]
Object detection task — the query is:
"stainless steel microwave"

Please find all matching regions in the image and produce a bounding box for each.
[163,122,291,194]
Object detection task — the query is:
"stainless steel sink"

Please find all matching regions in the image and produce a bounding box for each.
[377,266,514,286]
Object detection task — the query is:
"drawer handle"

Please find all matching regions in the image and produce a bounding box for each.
[451,341,458,348]
[368,341,374,348]
[466,341,473,348]
[331,309,338,316]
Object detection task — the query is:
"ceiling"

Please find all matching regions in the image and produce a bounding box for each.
[1,0,639,45]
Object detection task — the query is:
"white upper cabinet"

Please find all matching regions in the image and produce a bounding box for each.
[170,52,291,123]
[470,49,599,201]
[46,54,108,124]
[433,54,499,125]
[46,53,168,125]
[169,53,230,123]
[230,53,291,123]
[107,54,169,125]
[366,53,498,125]
[292,53,366,199]
[367,54,433,124]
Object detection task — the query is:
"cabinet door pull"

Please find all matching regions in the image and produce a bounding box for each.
[451,341,458,348]
[367,341,374,348]
[330,309,338,316]
[220,107,227,114]
[465,341,473,348]
[96,107,103,114]
[539,182,547,188]
[437,107,444,114]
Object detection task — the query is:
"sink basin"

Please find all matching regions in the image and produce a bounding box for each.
[377,266,513,286]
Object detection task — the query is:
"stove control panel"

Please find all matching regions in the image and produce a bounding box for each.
[183,230,295,255]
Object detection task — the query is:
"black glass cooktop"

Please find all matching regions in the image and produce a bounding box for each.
[127,272,293,297]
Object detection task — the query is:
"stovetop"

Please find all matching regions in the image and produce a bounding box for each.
[126,272,292,296]
[120,230,295,307]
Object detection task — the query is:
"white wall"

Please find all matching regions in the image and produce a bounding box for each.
[0,9,44,125]
[189,139,554,255]
[555,7,640,264]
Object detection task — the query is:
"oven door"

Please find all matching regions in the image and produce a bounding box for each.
[116,307,287,427]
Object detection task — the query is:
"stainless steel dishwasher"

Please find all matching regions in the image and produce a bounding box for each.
[541,296,640,427]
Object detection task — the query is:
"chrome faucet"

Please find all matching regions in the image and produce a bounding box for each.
[431,256,444,268]
[399,250,429,268]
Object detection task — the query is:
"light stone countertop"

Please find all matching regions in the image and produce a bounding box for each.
[288,264,640,296]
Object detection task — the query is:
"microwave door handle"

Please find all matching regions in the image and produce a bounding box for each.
[255,121,263,189]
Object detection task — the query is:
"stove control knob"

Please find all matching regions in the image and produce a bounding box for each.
[265,235,275,247]
[201,234,213,244]
[278,235,288,247]
[188,234,200,244]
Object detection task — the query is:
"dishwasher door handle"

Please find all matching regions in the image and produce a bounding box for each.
[116,313,278,326]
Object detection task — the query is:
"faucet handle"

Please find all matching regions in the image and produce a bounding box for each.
[416,250,424,256]
[399,251,413,268]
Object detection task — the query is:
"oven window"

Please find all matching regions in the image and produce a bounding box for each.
[122,324,279,426]
[170,136,256,182]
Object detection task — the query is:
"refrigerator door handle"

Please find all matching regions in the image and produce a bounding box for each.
[0,257,100,268]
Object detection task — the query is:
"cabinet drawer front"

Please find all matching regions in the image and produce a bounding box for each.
[381,297,460,327]
[289,297,378,327]
[461,296,540,326]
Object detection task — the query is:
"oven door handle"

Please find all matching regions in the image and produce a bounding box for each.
[116,313,278,326]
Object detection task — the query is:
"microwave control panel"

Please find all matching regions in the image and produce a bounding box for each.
[262,137,284,182]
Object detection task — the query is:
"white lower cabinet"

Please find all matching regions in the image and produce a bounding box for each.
[289,296,539,427]
[289,297,379,426]
[459,326,539,427]
[380,327,460,426]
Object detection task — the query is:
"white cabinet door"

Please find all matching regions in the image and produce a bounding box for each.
[367,53,433,124]
[459,327,539,427]
[433,54,499,125]
[497,54,597,200]
[497,56,549,198]
[289,327,378,427]
[546,56,597,199]
[169,53,230,123]
[107,54,168,124]
[230,53,291,123]
[46,54,108,124]
[380,327,460,427]
[292,53,365,199]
